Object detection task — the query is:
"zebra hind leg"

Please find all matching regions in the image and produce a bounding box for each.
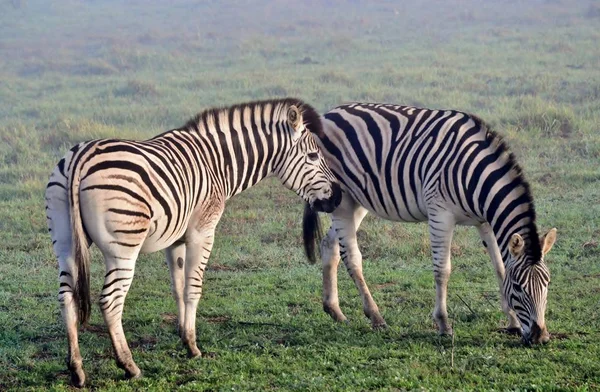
[99,252,142,380]
[427,211,456,336]
[165,243,186,336]
[47,177,86,387]
[57,253,86,387]
[321,226,347,323]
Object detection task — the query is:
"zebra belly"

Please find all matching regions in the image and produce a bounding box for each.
[342,182,428,223]
[357,195,480,226]
[139,215,188,254]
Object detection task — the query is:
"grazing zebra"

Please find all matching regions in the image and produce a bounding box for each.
[46,98,342,387]
[303,103,556,345]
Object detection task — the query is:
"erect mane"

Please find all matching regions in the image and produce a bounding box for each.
[181,97,323,137]
[475,115,542,262]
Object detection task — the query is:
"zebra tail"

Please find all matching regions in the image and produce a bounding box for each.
[302,203,323,264]
[69,164,92,327]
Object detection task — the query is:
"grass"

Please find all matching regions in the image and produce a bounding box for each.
[1,0,599,390]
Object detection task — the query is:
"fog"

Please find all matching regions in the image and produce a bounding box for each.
[1,0,598,127]
[2,1,596,74]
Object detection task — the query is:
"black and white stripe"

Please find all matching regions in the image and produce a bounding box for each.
[46,98,341,387]
[303,102,556,344]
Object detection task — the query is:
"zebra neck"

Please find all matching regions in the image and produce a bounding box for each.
[489,206,541,267]
[200,126,279,200]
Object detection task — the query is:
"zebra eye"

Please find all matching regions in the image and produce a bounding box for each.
[307,152,319,162]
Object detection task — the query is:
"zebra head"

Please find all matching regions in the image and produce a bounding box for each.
[505,228,557,345]
[274,102,342,214]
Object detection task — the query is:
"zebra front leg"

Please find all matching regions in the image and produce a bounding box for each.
[57,255,86,388]
[99,253,141,380]
[334,200,386,329]
[182,208,221,358]
[477,223,521,334]
[428,212,456,335]
[321,226,347,322]
[165,242,186,336]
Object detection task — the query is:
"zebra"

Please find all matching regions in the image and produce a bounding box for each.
[45,98,342,387]
[303,102,557,345]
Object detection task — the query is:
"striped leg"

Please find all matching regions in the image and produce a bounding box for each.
[48,184,86,387]
[165,243,186,336]
[332,197,386,328]
[428,211,456,335]
[58,254,86,387]
[321,226,346,322]
[181,208,222,358]
[99,252,141,379]
[478,223,521,333]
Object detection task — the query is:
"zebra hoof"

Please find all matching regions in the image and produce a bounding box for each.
[117,359,141,381]
[125,369,142,380]
[371,318,388,330]
[323,304,347,323]
[69,368,86,388]
[187,346,202,359]
[67,358,85,388]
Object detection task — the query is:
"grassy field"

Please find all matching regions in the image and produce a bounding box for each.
[1,0,599,390]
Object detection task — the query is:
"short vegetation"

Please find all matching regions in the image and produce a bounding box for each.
[0,0,599,390]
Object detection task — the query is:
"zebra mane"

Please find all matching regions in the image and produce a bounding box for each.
[476,116,542,263]
[182,97,323,137]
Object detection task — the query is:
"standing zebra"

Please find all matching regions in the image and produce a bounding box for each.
[46,98,342,387]
[303,103,556,345]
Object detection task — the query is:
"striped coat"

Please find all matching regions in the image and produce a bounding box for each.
[46,98,341,386]
[304,103,556,345]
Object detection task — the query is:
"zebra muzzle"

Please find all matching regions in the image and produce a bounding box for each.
[522,323,550,345]
[312,183,342,213]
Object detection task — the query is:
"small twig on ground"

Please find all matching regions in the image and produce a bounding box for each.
[456,293,477,318]
[481,291,497,309]
[234,321,283,327]
[451,319,456,369]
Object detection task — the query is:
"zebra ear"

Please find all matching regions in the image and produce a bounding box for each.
[287,105,303,132]
[509,233,525,257]
[540,228,557,256]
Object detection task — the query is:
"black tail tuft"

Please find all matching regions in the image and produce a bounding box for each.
[303,203,323,264]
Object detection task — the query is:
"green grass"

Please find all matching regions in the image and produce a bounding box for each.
[1,0,600,390]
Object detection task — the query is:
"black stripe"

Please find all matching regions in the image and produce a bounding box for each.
[114,228,148,234]
[107,208,150,220]
[102,277,131,290]
[109,241,140,248]
[82,184,153,217]
[57,158,66,177]
[105,268,133,278]
[47,181,66,189]
[100,288,122,299]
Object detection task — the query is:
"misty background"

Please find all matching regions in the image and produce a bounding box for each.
[1,0,598,132]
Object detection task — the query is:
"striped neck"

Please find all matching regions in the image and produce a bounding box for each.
[473,136,542,266]
[184,100,295,199]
